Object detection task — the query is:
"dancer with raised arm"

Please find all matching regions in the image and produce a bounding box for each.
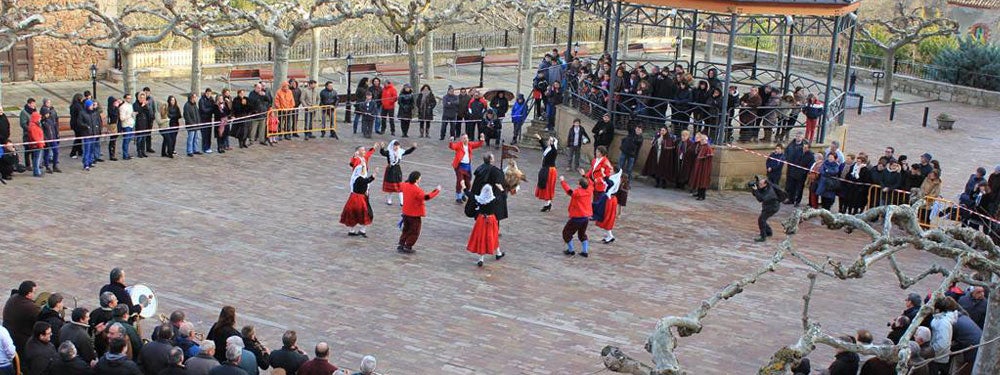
[340,165,379,237]
[380,140,417,206]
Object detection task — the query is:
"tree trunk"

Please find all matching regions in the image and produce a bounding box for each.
[122,48,136,97]
[973,282,1000,375]
[405,42,420,88]
[190,35,203,96]
[522,20,535,68]
[881,49,895,103]
[705,26,714,59]
[271,40,290,94]
[515,30,526,96]
[309,28,321,81]
[0,69,4,107]
[423,30,434,81]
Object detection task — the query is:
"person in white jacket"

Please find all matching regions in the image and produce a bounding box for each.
[930,305,957,374]
[118,95,136,160]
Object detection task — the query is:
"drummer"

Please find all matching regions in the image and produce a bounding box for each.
[99,268,141,317]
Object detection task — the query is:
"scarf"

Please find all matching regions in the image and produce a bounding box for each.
[606,170,623,197]
[387,140,404,165]
[350,165,366,189]
[543,137,558,157]
[475,185,495,205]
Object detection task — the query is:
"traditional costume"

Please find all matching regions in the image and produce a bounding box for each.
[561,178,594,257]
[596,170,623,243]
[350,147,376,170]
[398,180,439,253]
[585,154,614,222]
[641,133,676,188]
[466,185,503,267]
[448,138,484,202]
[340,165,375,236]
[472,161,509,222]
[380,140,416,205]
[690,140,714,200]
[535,136,559,211]
[675,135,696,189]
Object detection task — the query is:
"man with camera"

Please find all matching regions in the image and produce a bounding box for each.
[750,175,784,242]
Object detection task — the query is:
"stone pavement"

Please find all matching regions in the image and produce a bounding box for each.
[1,122,952,373]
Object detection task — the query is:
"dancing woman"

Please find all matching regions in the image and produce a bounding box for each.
[596,169,624,244]
[380,139,417,206]
[464,183,504,267]
[534,133,559,212]
[340,165,378,237]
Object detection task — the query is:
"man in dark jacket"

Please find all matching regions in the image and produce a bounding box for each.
[591,113,614,153]
[456,88,471,134]
[36,293,65,345]
[49,341,94,375]
[0,110,11,144]
[95,338,142,375]
[19,98,37,170]
[825,336,860,375]
[466,91,488,139]
[140,324,176,375]
[751,176,782,242]
[60,308,99,363]
[441,86,460,140]
[268,330,308,375]
[618,125,643,177]
[110,306,143,360]
[565,118,590,171]
[99,268,140,316]
[248,83,272,145]
[183,94,201,156]
[158,347,187,375]
[2,280,39,355]
[90,292,117,357]
[39,99,62,172]
[959,287,987,328]
[785,142,813,207]
[23,322,57,375]
[319,81,339,139]
[198,89,215,153]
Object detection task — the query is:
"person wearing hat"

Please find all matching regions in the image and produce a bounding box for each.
[918,153,934,177]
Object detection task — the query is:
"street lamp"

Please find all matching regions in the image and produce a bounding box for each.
[90,64,98,99]
[479,47,486,88]
[344,54,354,122]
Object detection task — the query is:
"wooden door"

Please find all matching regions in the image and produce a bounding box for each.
[1,39,34,82]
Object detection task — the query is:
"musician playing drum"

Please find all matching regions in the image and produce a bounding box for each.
[99,268,141,318]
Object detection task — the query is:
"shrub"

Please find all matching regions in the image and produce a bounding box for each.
[931,38,1000,91]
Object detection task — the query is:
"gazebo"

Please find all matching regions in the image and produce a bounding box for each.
[561,0,863,188]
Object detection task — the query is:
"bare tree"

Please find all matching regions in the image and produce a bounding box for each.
[215,0,379,93]
[480,0,567,95]
[44,1,180,97]
[372,0,477,88]
[173,0,251,95]
[600,203,1000,375]
[857,0,957,103]
[0,0,46,104]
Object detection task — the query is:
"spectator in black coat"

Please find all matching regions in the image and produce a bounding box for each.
[23,322,57,375]
[158,347,187,375]
[618,125,643,178]
[140,323,177,375]
[95,338,142,375]
[785,142,814,207]
[824,336,859,375]
[206,306,241,363]
[591,113,614,153]
[2,280,40,355]
[958,286,988,329]
[49,341,94,375]
[99,268,140,316]
[60,308,99,364]
[37,294,65,345]
[268,330,308,375]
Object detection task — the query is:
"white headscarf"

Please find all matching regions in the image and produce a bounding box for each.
[475,185,495,205]
[543,136,558,157]
[606,169,623,197]
[387,139,404,165]
[350,164,367,188]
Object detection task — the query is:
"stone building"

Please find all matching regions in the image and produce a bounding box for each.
[948,0,1000,42]
[1,0,117,83]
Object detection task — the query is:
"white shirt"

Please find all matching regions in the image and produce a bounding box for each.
[0,326,15,367]
[461,144,470,164]
[119,103,135,129]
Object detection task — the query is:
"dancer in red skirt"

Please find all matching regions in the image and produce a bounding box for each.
[560,175,593,257]
[464,183,504,267]
[534,133,559,212]
[596,169,623,243]
[380,139,417,206]
[350,143,378,170]
[398,171,440,253]
[340,164,378,237]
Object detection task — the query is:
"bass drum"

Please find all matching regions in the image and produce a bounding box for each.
[125,284,157,319]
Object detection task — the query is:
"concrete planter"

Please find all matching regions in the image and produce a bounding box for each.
[937,119,955,130]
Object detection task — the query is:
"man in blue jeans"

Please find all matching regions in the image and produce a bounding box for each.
[183,94,201,156]
[618,125,643,178]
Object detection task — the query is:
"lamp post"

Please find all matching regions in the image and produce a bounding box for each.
[90,64,98,99]
[479,47,486,88]
[344,54,353,122]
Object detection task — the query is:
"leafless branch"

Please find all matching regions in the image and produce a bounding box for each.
[0,0,46,52]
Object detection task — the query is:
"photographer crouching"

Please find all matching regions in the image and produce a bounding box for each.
[749,175,784,242]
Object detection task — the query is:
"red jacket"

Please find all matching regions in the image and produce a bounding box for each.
[27,112,45,149]
[381,83,397,109]
[401,182,439,217]
[586,157,614,192]
[561,180,593,218]
[448,141,484,169]
[350,148,376,169]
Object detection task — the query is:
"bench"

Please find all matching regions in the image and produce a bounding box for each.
[375,63,410,77]
[483,54,519,68]
[228,69,260,84]
[259,68,307,82]
[448,55,483,76]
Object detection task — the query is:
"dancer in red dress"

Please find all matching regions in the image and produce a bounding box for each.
[690,133,714,200]
[397,171,440,253]
[534,133,559,212]
[596,169,623,243]
[448,134,484,203]
[465,183,503,267]
[380,139,417,206]
[560,175,594,257]
[582,145,613,222]
[350,143,378,170]
[340,164,378,237]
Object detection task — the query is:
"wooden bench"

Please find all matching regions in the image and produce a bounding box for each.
[375,63,409,77]
[259,68,307,82]
[227,68,261,86]
[448,55,483,76]
[337,63,378,84]
[483,54,519,68]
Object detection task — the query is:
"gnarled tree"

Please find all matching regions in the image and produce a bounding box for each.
[45,0,180,97]
[215,0,379,93]
[173,0,252,96]
[857,0,958,103]
[600,203,1000,375]
[480,0,567,95]
[0,0,46,104]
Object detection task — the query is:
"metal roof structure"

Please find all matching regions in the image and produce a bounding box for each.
[621,0,863,16]
[946,0,1000,9]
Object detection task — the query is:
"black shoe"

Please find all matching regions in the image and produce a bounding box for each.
[396,245,405,252]
[564,249,575,256]
[754,236,767,242]
[109,157,118,161]
[603,237,615,244]
[477,260,484,267]
[540,204,552,212]
[495,251,504,260]
[95,158,105,162]
[348,232,358,236]
[402,246,415,254]
[579,252,588,258]
[359,232,367,238]
[766,231,773,237]
[45,167,52,173]
[52,167,62,173]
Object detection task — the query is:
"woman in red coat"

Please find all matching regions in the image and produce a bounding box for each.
[675,130,696,190]
[398,171,440,253]
[641,127,676,188]
[596,170,623,243]
[340,165,378,237]
[465,184,503,267]
[689,133,714,200]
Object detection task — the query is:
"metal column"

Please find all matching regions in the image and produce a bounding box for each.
[716,14,738,143]
[566,0,577,63]
[819,16,841,144]
[782,22,794,93]
[840,14,857,125]
[689,10,699,69]
[607,1,624,126]
[603,0,612,51]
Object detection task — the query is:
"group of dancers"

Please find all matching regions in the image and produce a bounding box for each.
[336,122,628,267]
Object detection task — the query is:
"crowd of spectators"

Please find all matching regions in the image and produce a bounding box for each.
[2,272,380,375]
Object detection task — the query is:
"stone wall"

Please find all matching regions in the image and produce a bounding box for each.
[23,0,114,82]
